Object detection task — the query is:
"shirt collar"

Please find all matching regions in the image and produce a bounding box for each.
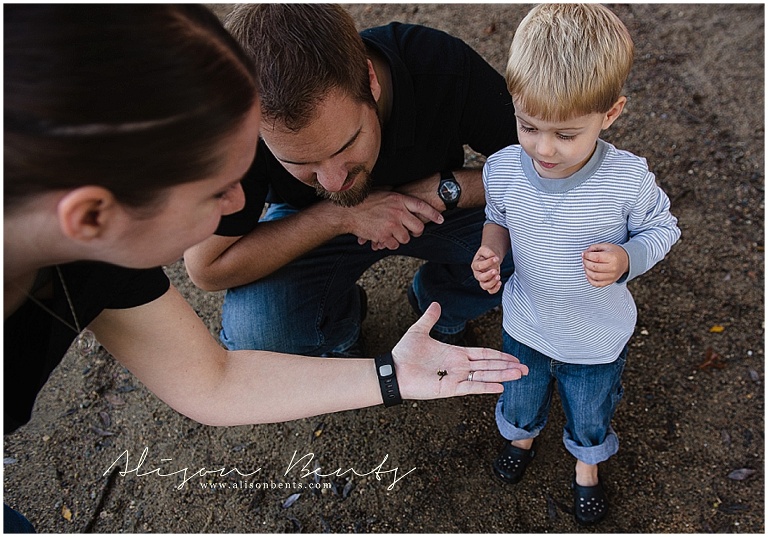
[362,29,416,156]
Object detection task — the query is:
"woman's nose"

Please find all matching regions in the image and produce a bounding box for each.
[221,183,246,215]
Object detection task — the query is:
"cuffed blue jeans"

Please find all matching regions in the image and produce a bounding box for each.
[220,204,513,355]
[495,332,627,465]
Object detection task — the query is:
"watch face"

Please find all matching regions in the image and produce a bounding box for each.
[439,180,460,201]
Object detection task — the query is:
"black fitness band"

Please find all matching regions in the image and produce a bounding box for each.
[374,352,402,407]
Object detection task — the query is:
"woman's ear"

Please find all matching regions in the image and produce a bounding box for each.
[56,186,117,242]
[602,96,627,130]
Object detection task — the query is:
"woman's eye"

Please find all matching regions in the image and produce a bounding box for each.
[215,183,238,200]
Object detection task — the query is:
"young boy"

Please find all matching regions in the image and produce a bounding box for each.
[471,4,681,526]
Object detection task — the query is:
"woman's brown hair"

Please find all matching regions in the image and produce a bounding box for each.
[4,5,258,210]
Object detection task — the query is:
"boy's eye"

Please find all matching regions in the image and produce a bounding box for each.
[519,125,535,133]
[557,133,576,141]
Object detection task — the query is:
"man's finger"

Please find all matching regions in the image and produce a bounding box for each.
[403,196,444,224]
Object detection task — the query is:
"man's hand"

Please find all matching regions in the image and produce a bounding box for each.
[472,245,503,294]
[347,190,443,251]
[392,302,528,399]
[582,243,629,287]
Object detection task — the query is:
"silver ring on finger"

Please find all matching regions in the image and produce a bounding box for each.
[467,371,475,382]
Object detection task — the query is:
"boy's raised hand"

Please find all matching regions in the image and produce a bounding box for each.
[472,245,503,294]
[582,243,629,287]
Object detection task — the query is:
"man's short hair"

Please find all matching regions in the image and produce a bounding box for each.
[225,4,376,132]
[506,3,634,121]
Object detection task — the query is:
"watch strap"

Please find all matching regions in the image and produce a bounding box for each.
[374,352,402,407]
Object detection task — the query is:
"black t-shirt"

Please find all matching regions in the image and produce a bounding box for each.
[4,262,170,434]
[216,22,518,237]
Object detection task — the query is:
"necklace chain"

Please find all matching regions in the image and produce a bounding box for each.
[12,265,99,356]
[55,265,82,333]
[14,266,80,334]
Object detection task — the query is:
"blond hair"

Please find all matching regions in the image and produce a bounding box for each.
[506,4,634,121]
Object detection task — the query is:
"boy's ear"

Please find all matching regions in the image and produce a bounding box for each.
[56,186,118,242]
[602,96,627,130]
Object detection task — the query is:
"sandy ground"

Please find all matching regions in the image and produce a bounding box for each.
[4,3,764,533]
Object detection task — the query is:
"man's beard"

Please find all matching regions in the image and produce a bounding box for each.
[314,164,373,207]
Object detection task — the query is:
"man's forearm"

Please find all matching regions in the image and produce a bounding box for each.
[185,201,349,290]
[396,167,486,211]
[452,168,487,209]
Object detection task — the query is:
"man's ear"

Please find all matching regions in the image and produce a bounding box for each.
[602,96,627,130]
[367,59,382,102]
[56,186,117,242]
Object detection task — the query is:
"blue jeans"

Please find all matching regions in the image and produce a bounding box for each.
[220,204,513,354]
[495,332,627,465]
[4,504,35,533]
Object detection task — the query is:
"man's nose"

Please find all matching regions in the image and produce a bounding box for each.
[315,161,349,192]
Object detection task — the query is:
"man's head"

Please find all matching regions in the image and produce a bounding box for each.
[506,3,634,123]
[225,4,381,206]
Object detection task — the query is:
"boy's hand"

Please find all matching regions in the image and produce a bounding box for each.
[472,245,503,294]
[582,243,629,287]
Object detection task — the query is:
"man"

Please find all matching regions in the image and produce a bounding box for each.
[184,4,517,356]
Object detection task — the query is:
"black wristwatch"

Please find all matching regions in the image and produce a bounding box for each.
[438,170,462,211]
[374,352,402,407]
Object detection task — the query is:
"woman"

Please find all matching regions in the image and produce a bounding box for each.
[4,5,526,531]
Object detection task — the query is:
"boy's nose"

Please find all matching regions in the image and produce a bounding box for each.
[536,136,556,158]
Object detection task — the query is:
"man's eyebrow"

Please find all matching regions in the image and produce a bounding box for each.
[277,127,362,165]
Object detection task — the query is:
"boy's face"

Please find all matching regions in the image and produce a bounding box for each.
[513,98,625,179]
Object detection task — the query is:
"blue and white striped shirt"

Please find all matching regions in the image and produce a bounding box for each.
[484,139,681,364]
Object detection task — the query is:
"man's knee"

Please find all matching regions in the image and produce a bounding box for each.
[220,287,305,351]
